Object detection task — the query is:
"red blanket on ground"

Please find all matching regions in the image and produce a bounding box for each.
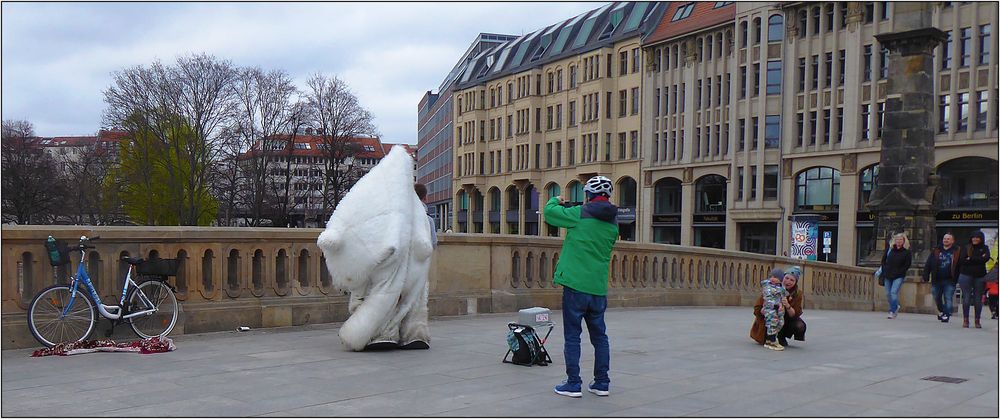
[31,337,175,357]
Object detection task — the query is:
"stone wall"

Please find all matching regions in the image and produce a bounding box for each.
[2,226,918,349]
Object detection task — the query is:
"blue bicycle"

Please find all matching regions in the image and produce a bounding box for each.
[27,235,179,347]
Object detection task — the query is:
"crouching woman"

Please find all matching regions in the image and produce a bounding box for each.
[751,266,806,347]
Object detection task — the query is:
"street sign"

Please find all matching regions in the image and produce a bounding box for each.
[823,231,832,246]
[823,247,831,253]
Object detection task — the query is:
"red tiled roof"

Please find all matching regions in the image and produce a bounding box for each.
[241,135,385,159]
[644,2,736,46]
[381,143,416,159]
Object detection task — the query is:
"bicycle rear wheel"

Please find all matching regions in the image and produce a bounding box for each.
[27,284,97,348]
[127,280,178,339]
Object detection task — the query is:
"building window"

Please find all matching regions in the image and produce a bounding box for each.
[823,110,831,144]
[811,55,819,89]
[838,49,846,85]
[618,132,627,160]
[863,45,872,81]
[861,103,871,139]
[740,21,748,47]
[795,167,841,210]
[672,2,695,21]
[975,90,987,131]
[753,17,762,45]
[880,2,890,20]
[568,139,575,165]
[941,30,952,69]
[859,164,879,206]
[812,6,820,34]
[631,87,639,115]
[752,116,759,150]
[546,106,553,130]
[939,94,951,133]
[980,24,992,65]
[798,10,807,39]
[696,80,702,108]
[555,104,562,129]
[738,118,746,151]
[630,131,638,159]
[739,66,747,98]
[737,167,745,200]
[957,92,969,132]
[840,2,848,28]
[825,4,834,31]
[569,101,576,126]
[619,51,628,76]
[632,47,640,73]
[825,52,833,87]
[809,111,817,145]
[696,175,727,213]
[796,113,804,147]
[960,27,971,67]
[877,102,885,138]
[750,166,758,200]
[766,60,781,95]
[764,165,778,200]
[879,46,889,79]
[798,58,806,91]
[864,2,874,24]
[764,115,780,149]
[752,63,760,96]
[767,14,783,42]
[619,90,627,117]
[836,107,844,143]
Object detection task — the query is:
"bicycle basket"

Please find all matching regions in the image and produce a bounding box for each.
[137,258,180,277]
[44,239,71,267]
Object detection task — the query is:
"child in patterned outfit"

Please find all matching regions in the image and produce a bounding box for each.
[761,268,788,351]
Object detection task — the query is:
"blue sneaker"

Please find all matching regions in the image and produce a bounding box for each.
[588,381,610,396]
[554,381,582,398]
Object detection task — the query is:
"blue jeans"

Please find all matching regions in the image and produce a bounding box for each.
[885,277,904,313]
[930,281,956,315]
[561,287,610,386]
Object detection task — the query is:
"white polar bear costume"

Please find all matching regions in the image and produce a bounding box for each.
[316,146,434,351]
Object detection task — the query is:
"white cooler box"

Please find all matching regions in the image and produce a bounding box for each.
[518,307,553,329]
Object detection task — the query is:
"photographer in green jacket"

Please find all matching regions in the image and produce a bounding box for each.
[546,176,619,398]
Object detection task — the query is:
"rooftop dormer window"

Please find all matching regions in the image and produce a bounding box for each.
[672,3,695,21]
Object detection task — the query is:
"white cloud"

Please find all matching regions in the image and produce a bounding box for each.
[1,2,599,143]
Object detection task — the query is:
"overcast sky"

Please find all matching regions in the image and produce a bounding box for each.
[1,2,599,144]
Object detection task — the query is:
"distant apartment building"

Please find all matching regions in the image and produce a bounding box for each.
[36,129,127,169]
[449,3,668,238]
[640,1,998,265]
[239,134,388,227]
[418,33,517,232]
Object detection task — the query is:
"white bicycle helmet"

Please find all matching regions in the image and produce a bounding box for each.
[584,175,613,197]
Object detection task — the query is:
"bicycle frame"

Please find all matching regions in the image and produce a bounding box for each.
[62,247,157,321]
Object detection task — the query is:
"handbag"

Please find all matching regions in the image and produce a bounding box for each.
[875,247,891,286]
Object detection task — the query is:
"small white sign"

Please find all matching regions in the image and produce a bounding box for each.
[823,247,832,253]
[823,238,832,245]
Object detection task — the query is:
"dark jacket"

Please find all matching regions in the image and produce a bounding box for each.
[880,245,912,280]
[750,284,803,345]
[959,231,992,278]
[922,244,962,283]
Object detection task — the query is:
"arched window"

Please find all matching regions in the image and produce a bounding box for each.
[696,175,728,213]
[859,164,879,207]
[740,21,748,47]
[798,10,808,38]
[795,167,841,210]
[767,14,784,42]
[811,6,821,35]
[489,188,501,211]
[618,177,637,207]
[458,190,468,210]
[654,178,682,214]
[547,183,561,200]
[506,186,519,210]
[567,181,585,203]
[752,17,762,45]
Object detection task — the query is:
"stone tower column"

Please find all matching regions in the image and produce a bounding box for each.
[866,4,947,266]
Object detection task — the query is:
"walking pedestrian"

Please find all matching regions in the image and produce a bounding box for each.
[545,175,619,398]
[880,232,912,319]
[958,231,992,328]
[922,233,962,323]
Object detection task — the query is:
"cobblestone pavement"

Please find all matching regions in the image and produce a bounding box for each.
[3,307,997,417]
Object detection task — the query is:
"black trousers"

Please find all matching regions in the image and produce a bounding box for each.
[777,316,807,342]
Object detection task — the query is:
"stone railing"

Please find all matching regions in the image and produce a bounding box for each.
[2,226,881,349]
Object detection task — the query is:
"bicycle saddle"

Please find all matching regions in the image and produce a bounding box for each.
[123,256,145,265]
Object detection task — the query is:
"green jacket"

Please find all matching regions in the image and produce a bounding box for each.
[544,196,619,296]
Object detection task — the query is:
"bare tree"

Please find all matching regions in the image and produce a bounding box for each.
[1,119,62,224]
[303,74,377,217]
[224,67,305,226]
[103,53,237,225]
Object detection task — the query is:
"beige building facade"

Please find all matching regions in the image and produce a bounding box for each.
[641,1,998,265]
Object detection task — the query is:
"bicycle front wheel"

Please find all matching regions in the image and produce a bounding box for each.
[27,284,97,348]
[127,280,178,339]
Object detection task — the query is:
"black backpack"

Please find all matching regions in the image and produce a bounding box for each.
[503,323,551,366]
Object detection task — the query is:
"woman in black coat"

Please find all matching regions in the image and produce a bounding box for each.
[958,230,992,328]
[880,233,912,319]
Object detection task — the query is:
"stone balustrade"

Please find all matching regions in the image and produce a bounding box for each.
[2,226,888,349]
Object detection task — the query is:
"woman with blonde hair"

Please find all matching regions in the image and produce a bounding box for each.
[880,232,912,319]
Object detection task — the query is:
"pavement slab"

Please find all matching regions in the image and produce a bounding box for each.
[2,307,997,417]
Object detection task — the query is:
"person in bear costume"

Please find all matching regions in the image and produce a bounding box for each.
[317,146,434,351]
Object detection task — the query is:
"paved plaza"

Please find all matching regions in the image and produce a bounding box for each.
[2,307,998,417]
